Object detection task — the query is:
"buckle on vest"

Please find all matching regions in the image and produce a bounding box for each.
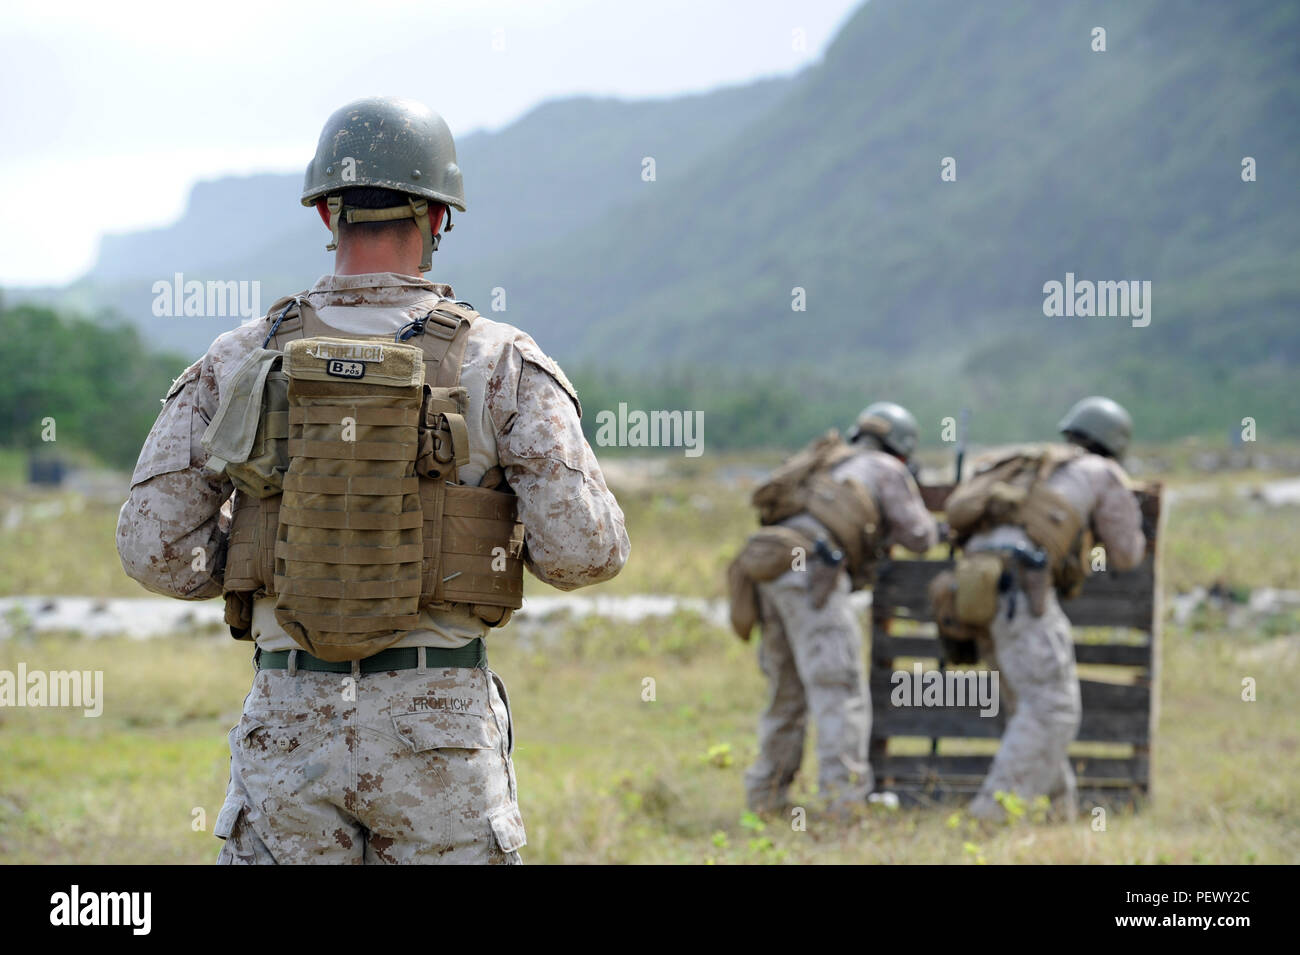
[432,430,455,464]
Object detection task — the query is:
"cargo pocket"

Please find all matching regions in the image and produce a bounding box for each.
[488,803,527,857]
[214,793,243,841]
[214,796,276,865]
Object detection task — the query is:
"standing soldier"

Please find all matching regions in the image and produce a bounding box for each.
[931,396,1146,820]
[729,402,938,816]
[116,97,629,864]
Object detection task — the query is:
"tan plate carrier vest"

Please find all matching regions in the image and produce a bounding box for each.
[220,295,524,661]
[930,444,1091,643]
[727,432,881,639]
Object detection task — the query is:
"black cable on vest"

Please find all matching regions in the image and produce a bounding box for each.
[262,299,299,348]
[395,310,433,342]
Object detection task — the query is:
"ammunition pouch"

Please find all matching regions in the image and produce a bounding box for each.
[727,526,814,640]
[929,568,990,645]
[929,551,1003,648]
[955,552,1005,626]
[929,541,1056,650]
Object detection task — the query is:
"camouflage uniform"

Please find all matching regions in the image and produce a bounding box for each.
[745,449,937,813]
[966,451,1144,821]
[117,273,629,863]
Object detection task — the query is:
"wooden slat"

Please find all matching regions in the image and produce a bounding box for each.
[884,785,1146,810]
[871,559,948,619]
[1060,557,1156,626]
[872,557,1156,630]
[876,754,1148,784]
[872,703,1149,743]
[868,674,1148,711]
[872,634,1152,668]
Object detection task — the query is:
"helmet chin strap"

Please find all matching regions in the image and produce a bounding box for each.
[324,196,449,271]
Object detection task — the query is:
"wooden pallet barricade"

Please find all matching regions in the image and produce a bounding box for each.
[868,481,1164,810]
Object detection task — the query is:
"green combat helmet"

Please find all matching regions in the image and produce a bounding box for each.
[1058,395,1133,459]
[849,401,920,462]
[302,96,467,271]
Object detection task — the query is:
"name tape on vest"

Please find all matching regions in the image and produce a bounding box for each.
[306,342,387,363]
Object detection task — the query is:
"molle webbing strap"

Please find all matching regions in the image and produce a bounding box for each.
[273,336,427,661]
[274,576,422,600]
[431,306,474,387]
[276,539,424,564]
[283,473,418,496]
[277,507,424,531]
[411,305,475,478]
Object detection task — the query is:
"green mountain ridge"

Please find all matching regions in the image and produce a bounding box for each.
[11,78,794,356]
[7,0,1298,446]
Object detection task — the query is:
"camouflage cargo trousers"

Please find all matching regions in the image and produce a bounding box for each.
[968,588,1081,820]
[215,655,527,863]
[744,571,872,812]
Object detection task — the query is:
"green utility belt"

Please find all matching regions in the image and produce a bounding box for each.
[254,639,487,674]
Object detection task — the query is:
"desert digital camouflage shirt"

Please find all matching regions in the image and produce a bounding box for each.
[117,273,630,649]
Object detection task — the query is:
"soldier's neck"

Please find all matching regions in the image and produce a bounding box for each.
[334,243,422,278]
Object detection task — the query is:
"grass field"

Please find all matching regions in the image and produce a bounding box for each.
[1,450,1298,864]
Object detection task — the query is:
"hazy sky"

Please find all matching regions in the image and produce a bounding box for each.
[0,0,861,286]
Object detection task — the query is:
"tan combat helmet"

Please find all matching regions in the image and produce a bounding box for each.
[302,97,467,271]
[1058,395,1133,459]
[848,401,920,462]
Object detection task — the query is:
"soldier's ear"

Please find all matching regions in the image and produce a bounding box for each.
[428,203,446,239]
[316,199,331,230]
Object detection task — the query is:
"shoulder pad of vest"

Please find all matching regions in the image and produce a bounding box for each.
[430,300,479,324]
[262,291,312,323]
[514,338,581,419]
